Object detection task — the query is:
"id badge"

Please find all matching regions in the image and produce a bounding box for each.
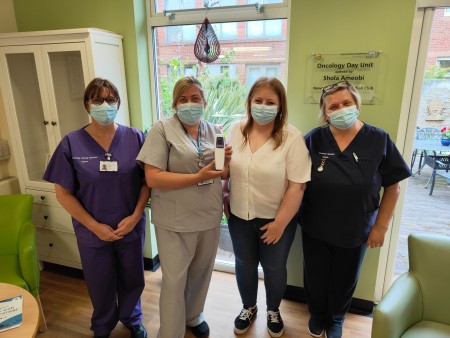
[100,161,118,172]
[198,179,214,186]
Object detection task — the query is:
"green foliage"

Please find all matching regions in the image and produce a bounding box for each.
[424,65,449,80]
[203,75,247,132]
[159,57,193,117]
[158,55,247,131]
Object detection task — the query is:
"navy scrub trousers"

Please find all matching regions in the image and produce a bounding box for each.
[301,229,367,327]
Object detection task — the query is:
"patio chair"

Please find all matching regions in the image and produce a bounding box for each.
[372,233,450,338]
[423,150,450,195]
[411,127,441,170]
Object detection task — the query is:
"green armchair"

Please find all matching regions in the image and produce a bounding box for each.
[0,194,47,332]
[372,233,450,338]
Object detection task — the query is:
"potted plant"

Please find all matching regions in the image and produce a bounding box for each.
[440,127,450,146]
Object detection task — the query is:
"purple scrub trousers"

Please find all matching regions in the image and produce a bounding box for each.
[78,235,145,336]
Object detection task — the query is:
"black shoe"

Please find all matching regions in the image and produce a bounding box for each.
[267,309,284,337]
[308,316,324,337]
[94,335,109,338]
[325,324,342,338]
[190,321,210,338]
[127,323,148,338]
[234,306,258,334]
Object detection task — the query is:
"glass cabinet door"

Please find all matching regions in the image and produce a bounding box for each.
[2,48,52,185]
[41,44,90,144]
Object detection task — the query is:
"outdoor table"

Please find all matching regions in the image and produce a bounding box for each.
[412,139,450,175]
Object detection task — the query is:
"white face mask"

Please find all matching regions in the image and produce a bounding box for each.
[90,102,118,125]
[251,104,278,125]
[177,103,203,125]
[327,105,359,129]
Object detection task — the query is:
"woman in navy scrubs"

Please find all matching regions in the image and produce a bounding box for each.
[298,81,411,338]
[44,78,150,338]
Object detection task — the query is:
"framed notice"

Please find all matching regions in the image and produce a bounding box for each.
[305,51,385,105]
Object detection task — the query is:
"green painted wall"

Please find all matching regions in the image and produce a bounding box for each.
[286,0,416,301]
[11,0,417,301]
[12,0,152,131]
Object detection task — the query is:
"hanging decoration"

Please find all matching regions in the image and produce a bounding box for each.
[194,1,220,63]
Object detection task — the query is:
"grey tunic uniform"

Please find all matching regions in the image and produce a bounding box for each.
[137,116,222,338]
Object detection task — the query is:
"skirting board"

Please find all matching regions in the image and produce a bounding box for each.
[42,255,161,278]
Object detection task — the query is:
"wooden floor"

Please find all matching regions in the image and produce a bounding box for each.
[37,266,372,338]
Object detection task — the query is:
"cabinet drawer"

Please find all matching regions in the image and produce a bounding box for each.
[36,228,81,266]
[26,188,73,232]
[31,203,73,232]
[26,189,60,206]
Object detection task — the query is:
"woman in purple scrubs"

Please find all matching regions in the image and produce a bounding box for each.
[43,78,150,338]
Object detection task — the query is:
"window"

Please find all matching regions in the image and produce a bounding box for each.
[212,23,238,40]
[437,58,450,68]
[246,64,280,87]
[207,64,237,78]
[159,0,195,11]
[165,25,196,42]
[445,8,450,16]
[247,19,282,38]
[155,0,283,12]
[148,0,288,273]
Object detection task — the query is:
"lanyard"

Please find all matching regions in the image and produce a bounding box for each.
[179,119,205,167]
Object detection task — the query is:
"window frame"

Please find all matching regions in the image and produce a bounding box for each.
[436,57,450,68]
[146,0,290,123]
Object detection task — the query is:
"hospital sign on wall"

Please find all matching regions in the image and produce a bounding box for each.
[304,51,384,105]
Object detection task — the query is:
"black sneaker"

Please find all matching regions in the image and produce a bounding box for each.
[127,323,147,338]
[234,306,258,334]
[308,316,324,337]
[190,321,210,338]
[325,324,342,338]
[267,310,284,337]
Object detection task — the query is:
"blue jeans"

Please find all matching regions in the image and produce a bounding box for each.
[228,213,297,310]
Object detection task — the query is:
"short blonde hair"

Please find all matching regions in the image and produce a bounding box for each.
[171,76,205,110]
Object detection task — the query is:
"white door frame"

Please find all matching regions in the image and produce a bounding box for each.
[375,1,450,301]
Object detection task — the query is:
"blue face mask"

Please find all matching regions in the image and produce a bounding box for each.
[251,104,278,125]
[177,103,203,125]
[327,105,359,129]
[90,102,118,125]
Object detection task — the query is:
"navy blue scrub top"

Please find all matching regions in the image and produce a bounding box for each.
[43,124,146,248]
[298,123,412,248]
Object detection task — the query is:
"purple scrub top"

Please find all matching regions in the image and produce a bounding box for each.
[43,124,146,247]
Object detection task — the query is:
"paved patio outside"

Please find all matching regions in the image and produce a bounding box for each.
[394,159,450,277]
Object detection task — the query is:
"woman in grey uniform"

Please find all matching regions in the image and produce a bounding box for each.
[137,76,232,338]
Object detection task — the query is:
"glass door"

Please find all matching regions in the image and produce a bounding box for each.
[377,4,450,301]
[392,6,450,280]
[41,43,90,144]
[0,46,53,188]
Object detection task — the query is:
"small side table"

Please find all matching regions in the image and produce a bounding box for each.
[0,283,39,338]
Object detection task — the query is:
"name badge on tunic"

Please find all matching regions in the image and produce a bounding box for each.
[100,161,118,172]
[198,179,214,186]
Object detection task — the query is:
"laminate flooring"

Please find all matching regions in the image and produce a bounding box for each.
[37,266,372,338]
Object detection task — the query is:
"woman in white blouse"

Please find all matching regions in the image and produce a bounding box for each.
[223,77,311,337]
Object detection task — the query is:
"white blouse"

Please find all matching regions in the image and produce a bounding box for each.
[227,122,311,220]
